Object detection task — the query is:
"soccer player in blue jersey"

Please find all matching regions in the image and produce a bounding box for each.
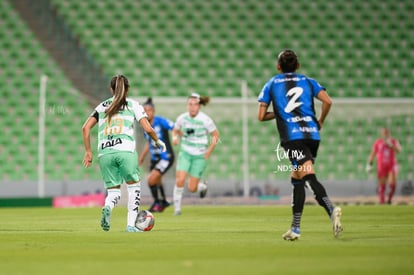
[139,98,175,212]
[257,49,342,241]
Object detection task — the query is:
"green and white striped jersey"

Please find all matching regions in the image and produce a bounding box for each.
[94,97,147,157]
[175,111,216,156]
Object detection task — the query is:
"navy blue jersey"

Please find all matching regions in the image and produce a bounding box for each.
[258,73,325,143]
[143,116,174,160]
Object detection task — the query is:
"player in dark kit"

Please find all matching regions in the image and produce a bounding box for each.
[139,98,175,212]
[257,49,342,241]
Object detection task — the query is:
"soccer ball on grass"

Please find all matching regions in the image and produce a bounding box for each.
[135,210,155,231]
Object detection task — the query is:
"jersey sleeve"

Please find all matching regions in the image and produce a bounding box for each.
[204,115,217,133]
[309,78,326,97]
[161,117,175,130]
[257,80,272,105]
[92,101,107,120]
[131,100,148,122]
[174,114,185,130]
[90,110,99,121]
[95,102,105,114]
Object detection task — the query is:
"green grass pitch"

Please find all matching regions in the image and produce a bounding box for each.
[0,205,413,275]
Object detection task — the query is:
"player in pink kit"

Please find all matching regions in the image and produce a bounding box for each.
[366,128,402,204]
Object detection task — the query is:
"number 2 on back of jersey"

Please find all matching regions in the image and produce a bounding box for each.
[284,87,303,113]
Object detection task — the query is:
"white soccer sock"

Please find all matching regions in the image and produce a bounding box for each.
[173,186,184,212]
[127,182,141,227]
[105,189,121,210]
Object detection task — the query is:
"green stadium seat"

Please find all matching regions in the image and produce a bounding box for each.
[2,0,414,183]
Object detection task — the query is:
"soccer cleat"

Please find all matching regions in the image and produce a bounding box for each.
[161,200,170,208]
[100,206,111,231]
[199,182,208,198]
[156,200,170,213]
[282,227,300,241]
[332,207,343,238]
[149,202,162,212]
[174,210,182,216]
[126,225,143,233]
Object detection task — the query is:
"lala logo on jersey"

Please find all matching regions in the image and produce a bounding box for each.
[101,138,122,149]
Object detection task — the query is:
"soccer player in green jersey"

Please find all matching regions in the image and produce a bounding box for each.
[172,93,220,215]
[82,75,166,232]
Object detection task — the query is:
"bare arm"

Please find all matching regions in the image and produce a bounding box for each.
[82,116,98,168]
[139,117,167,152]
[367,147,376,165]
[316,90,332,130]
[257,103,275,121]
[138,142,149,165]
[140,118,158,142]
[205,129,220,159]
[172,128,182,146]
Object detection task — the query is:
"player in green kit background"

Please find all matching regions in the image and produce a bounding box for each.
[172,93,220,215]
[82,75,166,232]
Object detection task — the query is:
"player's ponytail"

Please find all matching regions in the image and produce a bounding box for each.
[144,97,155,108]
[199,96,210,106]
[106,75,130,123]
[189,93,210,106]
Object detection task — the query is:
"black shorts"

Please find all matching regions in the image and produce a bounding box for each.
[149,157,174,175]
[281,139,320,167]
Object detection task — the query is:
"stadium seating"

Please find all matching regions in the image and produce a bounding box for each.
[47,0,413,98]
[0,0,101,181]
[1,0,413,184]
